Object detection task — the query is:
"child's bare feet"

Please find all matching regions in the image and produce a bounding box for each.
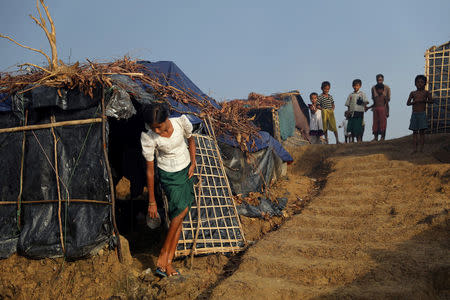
[166,264,180,276]
[157,252,168,269]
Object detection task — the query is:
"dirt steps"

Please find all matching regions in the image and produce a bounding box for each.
[208,139,450,299]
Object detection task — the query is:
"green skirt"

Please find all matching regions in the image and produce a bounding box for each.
[158,164,194,220]
[347,116,364,136]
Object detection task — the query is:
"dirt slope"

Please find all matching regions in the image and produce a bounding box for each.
[209,135,450,299]
[0,135,448,299]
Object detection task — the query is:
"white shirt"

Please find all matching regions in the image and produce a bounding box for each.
[345,90,369,112]
[339,120,349,136]
[141,115,193,172]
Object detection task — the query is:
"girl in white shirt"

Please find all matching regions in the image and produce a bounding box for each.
[140,104,196,277]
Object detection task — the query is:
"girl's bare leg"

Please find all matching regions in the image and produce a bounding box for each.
[165,207,189,275]
[157,207,188,270]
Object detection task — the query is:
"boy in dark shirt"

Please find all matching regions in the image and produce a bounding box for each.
[406,75,434,153]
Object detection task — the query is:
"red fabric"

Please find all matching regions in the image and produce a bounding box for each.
[372,106,387,134]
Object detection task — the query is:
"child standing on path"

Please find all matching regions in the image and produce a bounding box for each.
[317,81,340,144]
[345,79,369,142]
[308,92,324,144]
[338,111,351,143]
[407,75,434,153]
[367,83,389,141]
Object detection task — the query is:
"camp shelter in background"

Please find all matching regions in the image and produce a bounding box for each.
[216,91,305,199]
[425,41,450,133]
[249,90,310,147]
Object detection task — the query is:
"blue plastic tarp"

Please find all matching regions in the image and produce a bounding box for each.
[135,61,291,158]
[0,94,11,112]
[137,61,221,124]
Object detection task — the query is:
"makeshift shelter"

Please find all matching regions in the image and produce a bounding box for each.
[0,87,117,259]
[216,92,298,197]
[425,41,450,133]
[249,90,310,145]
[0,60,248,260]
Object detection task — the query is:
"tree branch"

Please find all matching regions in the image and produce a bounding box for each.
[18,63,52,74]
[38,0,57,70]
[28,0,58,71]
[0,34,51,66]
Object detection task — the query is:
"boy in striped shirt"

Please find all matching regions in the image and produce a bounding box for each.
[317,81,340,144]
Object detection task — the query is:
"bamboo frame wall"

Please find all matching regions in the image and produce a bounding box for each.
[425,41,450,133]
[0,92,123,261]
[175,133,246,257]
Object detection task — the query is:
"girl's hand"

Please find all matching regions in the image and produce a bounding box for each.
[188,163,196,179]
[148,203,158,218]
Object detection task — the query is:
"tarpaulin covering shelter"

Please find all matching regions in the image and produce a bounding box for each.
[0,87,113,259]
[0,60,296,260]
[0,60,299,259]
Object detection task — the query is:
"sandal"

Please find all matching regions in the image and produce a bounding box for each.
[155,267,168,278]
[168,269,180,277]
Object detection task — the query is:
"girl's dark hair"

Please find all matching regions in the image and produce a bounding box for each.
[142,103,169,124]
[376,74,384,80]
[415,74,427,84]
[309,92,318,98]
[321,81,330,89]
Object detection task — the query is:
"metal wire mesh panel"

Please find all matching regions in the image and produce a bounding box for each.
[175,133,246,256]
[425,41,450,133]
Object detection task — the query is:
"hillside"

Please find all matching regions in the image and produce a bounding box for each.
[1,134,448,299]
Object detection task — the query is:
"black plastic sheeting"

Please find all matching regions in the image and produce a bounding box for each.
[218,141,283,196]
[236,197,288,218]
[218,140,288,219]
[0,87,113,259]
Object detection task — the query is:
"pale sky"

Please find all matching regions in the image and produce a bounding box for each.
[1,0,449,140]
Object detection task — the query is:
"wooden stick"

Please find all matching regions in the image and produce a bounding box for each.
[0,34,51,67]
[102,72,144,76]
[16,110,28,230]
[0,199,111,205]
[100,87,123,263]
[30,0,58,70]
[0,118,102,134]
[51,115,65,254]
[190,163,204,269]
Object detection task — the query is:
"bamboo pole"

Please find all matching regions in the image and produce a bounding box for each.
[50,115,65,254]
[100,87,123,263]
[16,109,28,230]
[0,118,102,134]
[190,163,204,269]
[0,199,112,205]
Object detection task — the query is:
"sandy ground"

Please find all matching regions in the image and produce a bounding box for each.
[0,134,449,299]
